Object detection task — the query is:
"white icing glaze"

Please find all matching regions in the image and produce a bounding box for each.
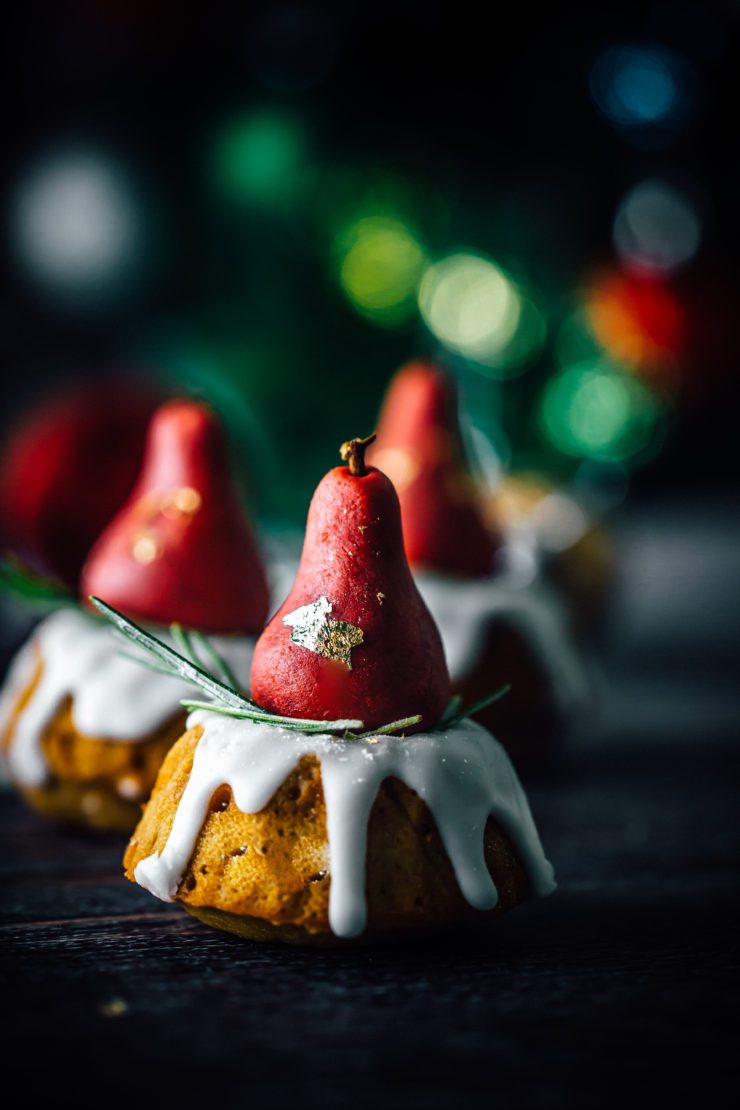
[135,711,555,938]
[0,608,254,788]
[415,574,587,711]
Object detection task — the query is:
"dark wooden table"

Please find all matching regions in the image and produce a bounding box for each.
[2,501,739,1108]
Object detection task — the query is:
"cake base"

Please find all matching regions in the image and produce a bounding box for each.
[453,618,563,767]
[2,655,186,832]
[18,779,142,833]
[184,904,355,946]
[184,900,520,947]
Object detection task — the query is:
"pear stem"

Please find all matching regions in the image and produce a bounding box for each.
[340,433,376,476]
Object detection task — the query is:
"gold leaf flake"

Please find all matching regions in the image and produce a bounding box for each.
[283,595,364,670]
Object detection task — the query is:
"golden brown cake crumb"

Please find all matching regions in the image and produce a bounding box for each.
[124,725,530,942]
[2,655,185,831]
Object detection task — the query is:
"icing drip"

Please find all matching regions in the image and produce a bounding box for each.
[0,608,254,787]
[415,574,587,710]
[135,711,556,938]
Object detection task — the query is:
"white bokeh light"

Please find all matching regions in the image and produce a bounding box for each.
[613,179,702,275]
[418,253,521,363]
[11,149,143,303]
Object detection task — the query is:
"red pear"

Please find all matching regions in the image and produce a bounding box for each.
[81,400,269,634]
[367,360,503,578]
[250,436,450,731]
[0,380,161,586]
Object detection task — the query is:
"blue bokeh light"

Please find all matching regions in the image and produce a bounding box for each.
[590,44,695,144]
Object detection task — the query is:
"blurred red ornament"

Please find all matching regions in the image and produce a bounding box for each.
[0,380,162,587]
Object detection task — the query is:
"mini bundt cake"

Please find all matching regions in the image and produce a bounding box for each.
[124,716,549,944]
[0,399,267,831]
[413,574,587,757]
[0,607,253,831]
[117,435,554,943]
[1,637,183,831]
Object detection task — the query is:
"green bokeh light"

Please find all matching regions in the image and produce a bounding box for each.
[211,111,306,204]
[334,214,427,326]
[540,360,661,463]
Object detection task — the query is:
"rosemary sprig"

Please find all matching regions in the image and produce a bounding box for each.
[180,699,364,734]
[443,684,511,727]
[91,595,510,741]
[169,622,197,668]
[90,597,363,734]
[190,629,241,691]
[92,598,248,711]
[350,714,422,739]
[0,555,72,608]
[439,694,463,727]
[168,624,242,694]
[117,648,175,678]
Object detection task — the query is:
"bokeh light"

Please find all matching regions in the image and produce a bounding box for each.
[540,359,663,463]
[334,214,427,326]
[585,270,684,378]
[418,252,521,363]
[614,179,702,276]
[210,111,306,205]
[590,44,695,144]
[10,148,145,305]
[473,290,548,378]
[528,493,589,555]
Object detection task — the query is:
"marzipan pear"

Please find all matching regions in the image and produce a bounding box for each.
[250,435,450,731]
[82,400,269,633]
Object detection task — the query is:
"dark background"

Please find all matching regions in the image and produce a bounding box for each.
[2,1,739,522]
